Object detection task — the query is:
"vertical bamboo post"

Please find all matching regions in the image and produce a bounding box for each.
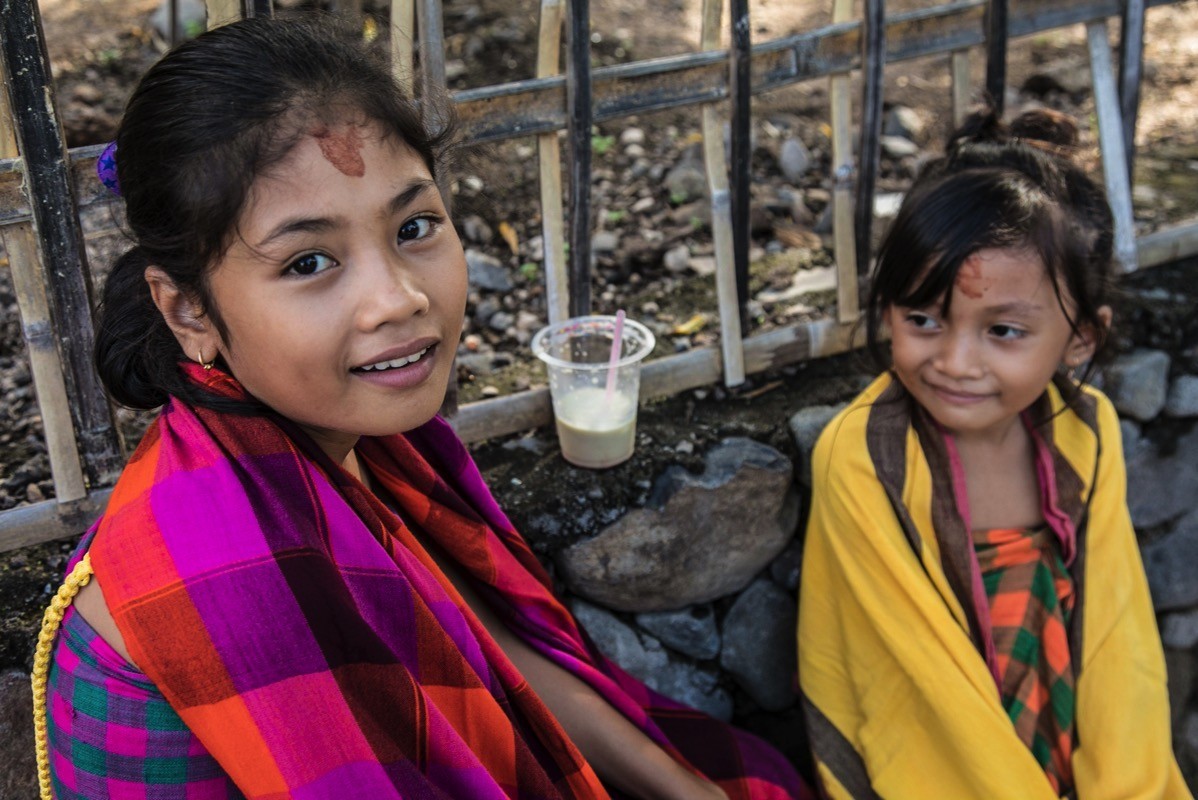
[1087,21,1137,273]
[245,0,273,18]
[1118,0,1145,184]
[565,0,593,318]
[0,59,87,503]
[951,49,971,127]
[984,0,1008,114]
[537,0,570,325]
[700,0,745,387]
[728,0,751,338]
[0,0,123,488]
[829,0,858,324]
[854,0,885,280]
[417,0,447,104]
[391,0,416,94]
[205,0,241,27]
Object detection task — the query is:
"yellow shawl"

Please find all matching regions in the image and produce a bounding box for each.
[798,372,1189,799]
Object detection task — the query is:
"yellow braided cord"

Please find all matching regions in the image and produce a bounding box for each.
[32,554,93,800]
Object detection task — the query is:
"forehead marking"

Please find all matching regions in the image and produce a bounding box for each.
[313,125,366,178]
[954,253,988,300]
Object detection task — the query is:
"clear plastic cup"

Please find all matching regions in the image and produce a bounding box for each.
[531,315,656,469]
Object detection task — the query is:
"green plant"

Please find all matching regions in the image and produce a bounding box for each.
[591,134,616,156]
[519,262,540,280]
[605,209,627,225]
[670,190,689,206]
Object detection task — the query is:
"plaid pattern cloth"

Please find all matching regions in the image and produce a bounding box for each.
[64,364,805,800]
[46,604,243,799]
[974,526,1076,796]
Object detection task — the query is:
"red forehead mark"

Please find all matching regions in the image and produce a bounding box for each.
[313,125,366,178]
[954,254,988,299]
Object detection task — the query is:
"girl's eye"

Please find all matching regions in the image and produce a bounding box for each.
[991,324,1026,340]
[906,312,939,330]
[285,252,337,277]
[398,216,438,242]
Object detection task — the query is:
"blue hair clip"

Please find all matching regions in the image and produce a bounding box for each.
[96,141,120,196]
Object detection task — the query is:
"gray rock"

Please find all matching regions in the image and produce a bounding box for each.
[473,297,500,327]
[720,580,798,711]
[1104,349,1171,421]
[884,105,925,140]
[880,135,920,159]
[620,127,646,146]
[1119,418,1143,454]
[1166,375,1198,418]
[466,249,513,292]
[788,403,847,485]
[1142,509,1198,612]
[461,215,493,245]
[0,670,36,800]
[1165,649,1196,728]
[570,600,670,680]
[768,536,804,592]
[1126,437,1198,529]
[648,662,734,721]
[665,163,707,204]
[663,245,691,273]
[778,137,811,183]
[489,311,515,332]
[1163,608,1198,650]
[152,0,205,38]
[559,438,800,611]
[635,604,720,660]
[592,231,620,254]
[1185,712,1198,759]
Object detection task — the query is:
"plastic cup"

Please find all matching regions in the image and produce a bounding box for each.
[531,315,656,469]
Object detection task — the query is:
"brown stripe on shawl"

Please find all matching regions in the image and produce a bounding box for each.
[908,406,992,657]
[801,694,883,800]
[864,378,924,559]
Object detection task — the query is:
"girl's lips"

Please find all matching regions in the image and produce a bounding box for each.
[351,342,439,390]
[928,383,992,405]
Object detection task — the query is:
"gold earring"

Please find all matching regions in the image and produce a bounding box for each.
[198,349,214,371]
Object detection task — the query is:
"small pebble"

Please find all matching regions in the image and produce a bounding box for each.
[481,385,500,397]
[464,334,483,352]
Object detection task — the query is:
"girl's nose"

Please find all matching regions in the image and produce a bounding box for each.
[355,254,430,331]
[933,332,985,380]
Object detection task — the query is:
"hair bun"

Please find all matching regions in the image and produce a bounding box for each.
[1010,108,1080,151]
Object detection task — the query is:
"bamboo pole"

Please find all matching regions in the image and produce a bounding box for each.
[565,0,593,317]
[951,49,971,126]
[204,0,241,27]
[0,0,123,488]
[0,59,87,504]
[984,0,1008,112]
[1087,20,1137,273]
[728,0,751,337]
[829,0,859,324]
[701,0,745,387]
[391,0,415,93]
[537,0,570,325]
[1117,0,1145,183]
[854,0,885,279]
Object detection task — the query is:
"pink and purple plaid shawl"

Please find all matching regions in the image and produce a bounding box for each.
[80,366,806,799]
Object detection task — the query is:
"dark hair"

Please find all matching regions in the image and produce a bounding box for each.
[865,110,1115,386]
[95,15,456,411]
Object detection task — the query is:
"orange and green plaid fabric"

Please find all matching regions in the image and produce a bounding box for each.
[973,525,1076,796]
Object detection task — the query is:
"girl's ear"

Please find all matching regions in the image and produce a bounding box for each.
[1064,304,1113,368]
[144,267,221,365]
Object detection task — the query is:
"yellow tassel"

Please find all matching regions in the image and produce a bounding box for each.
[31,555,93,800]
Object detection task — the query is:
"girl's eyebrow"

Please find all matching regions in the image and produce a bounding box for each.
[254,178,439,248]
[985,301,1043,316]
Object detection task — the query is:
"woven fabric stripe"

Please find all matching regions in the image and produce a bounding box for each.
[974,526,1076,795]
[62,364,806,800]
[46,605,242,800]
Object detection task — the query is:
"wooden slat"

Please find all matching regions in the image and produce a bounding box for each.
[537,0,569,325]
[565,0,593,317]
[417,0,447,100]
[951,48,971,126]
[701,0,745,387]
[0,491,111,554]
[1118,0,1145,182]
[0,57,87,504]
[391,0,416,92]
[1136,220,1198,267]
[1087,20,1137,272]
[985,0,1009,112]
[830,0,859,324]
[854,0,885,278]
[0,0,123,487]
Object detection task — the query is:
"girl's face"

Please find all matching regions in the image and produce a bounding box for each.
[198,124,467,459]
[883,247,1101,444]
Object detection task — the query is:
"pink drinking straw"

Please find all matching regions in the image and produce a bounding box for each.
[604,310,626,401]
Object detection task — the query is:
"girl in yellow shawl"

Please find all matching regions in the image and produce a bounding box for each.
[798,112,1191,799]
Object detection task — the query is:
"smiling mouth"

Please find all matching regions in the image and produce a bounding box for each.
[352,345,433,373]
[928,383,992,403]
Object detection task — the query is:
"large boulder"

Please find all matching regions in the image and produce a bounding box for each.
[558,438,799,611]
[719,580,798,711]
[1142,509,1198,612]
[635,605,720,661]
[1104,349,1171,422]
